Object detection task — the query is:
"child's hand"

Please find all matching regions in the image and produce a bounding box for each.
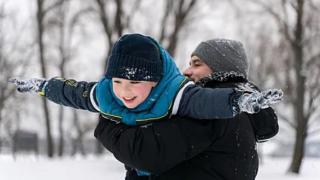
[238,89,283,114]
[8,78,47,94]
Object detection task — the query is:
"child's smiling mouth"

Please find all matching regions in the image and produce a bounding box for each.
[122,96,137,103]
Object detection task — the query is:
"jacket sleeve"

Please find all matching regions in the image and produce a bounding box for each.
[247,107,279,142]
[94,116,214,174]
[44,78,99,112]
[173,84,235,119]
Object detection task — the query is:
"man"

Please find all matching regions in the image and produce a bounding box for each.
[94,39,279,180]
[184,39,249,82]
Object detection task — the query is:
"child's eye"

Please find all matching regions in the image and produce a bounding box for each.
[113,80,121,84]
[130,81,141,84]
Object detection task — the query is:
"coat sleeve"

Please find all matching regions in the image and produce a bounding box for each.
[94,116,214,174]
[173,84,235,119]
[246,107,279,142]
[44,78,99,112]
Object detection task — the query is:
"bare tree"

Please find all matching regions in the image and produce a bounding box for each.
[0,7,15,129]
[47,0,71,157]
[70,109,86,156]
[92,0,142,69]
[244,0,320,173]
[0,2,34,154]
[47,0,94,157]
[92,0,198,64]
[35,0,67,158]
[36,0,53,158]
[158,0,197,56]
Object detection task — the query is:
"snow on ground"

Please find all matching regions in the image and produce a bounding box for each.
[256,157,319,180]
[0,154,125,180]
[0,154,319,180]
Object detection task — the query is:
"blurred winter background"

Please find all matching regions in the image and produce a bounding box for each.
[0,0,319,179]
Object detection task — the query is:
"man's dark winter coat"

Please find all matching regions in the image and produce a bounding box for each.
[94,73,278,180]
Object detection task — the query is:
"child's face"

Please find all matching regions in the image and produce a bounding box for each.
[112,78,157,109]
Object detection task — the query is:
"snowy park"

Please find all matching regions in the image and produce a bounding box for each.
[1,0,320,180]
[0,155,319,180]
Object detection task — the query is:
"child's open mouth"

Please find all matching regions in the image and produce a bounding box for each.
[122,97,136,103]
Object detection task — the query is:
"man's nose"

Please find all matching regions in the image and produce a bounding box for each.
[183,68,192,77]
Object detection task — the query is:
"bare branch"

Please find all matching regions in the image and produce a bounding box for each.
[308,0,320,11]
[281,0,290,33]
[277,112,297,129]
[166,0,197,55]
[250,0,293,43]
[43,0,66,19]
[306,52,320,68]
[305,96,315,121]
[114,0,124,37]
[289,0,298,11]
[95,0,112,41]
[308,127,320,136]
[159,0,173,43]
[69,7,95,36]
[125,0,142,30]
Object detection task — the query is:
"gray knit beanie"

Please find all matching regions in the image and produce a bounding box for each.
[192,39,248,78]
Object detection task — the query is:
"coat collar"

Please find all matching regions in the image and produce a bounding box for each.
[196,71,247,87]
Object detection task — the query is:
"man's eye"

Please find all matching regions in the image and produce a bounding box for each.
[194,63,201,67]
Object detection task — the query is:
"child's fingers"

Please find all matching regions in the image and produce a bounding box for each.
[8,78,27,86]
[8,78,19,85]
[8,78,32,93]
[17,86,32,92]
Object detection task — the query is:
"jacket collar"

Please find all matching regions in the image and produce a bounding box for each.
[196,71,247,87]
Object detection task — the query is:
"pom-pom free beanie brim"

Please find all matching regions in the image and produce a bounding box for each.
[192,39,248,78]
[105,33,163,82]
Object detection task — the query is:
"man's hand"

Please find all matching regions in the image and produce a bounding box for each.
[8,78,47,94]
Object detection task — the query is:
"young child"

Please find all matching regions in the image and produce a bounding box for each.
[9,33,282,126]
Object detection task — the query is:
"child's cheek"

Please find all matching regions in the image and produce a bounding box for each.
[136,85,149,96]
[112,85,122,99]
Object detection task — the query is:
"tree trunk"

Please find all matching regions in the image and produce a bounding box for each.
[36,0,54,158]
[58,106,64,157]
[288,43,307,173]
[0,107,2,152]
[72,109,86,156]
[288,0,306,173]
[95,140,104,155]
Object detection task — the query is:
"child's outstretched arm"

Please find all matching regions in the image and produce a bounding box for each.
[173,82,283,119]
[9,77,99,112]
[172,82,235,119]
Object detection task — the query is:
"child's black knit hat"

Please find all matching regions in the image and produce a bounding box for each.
[105,33,163,82]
